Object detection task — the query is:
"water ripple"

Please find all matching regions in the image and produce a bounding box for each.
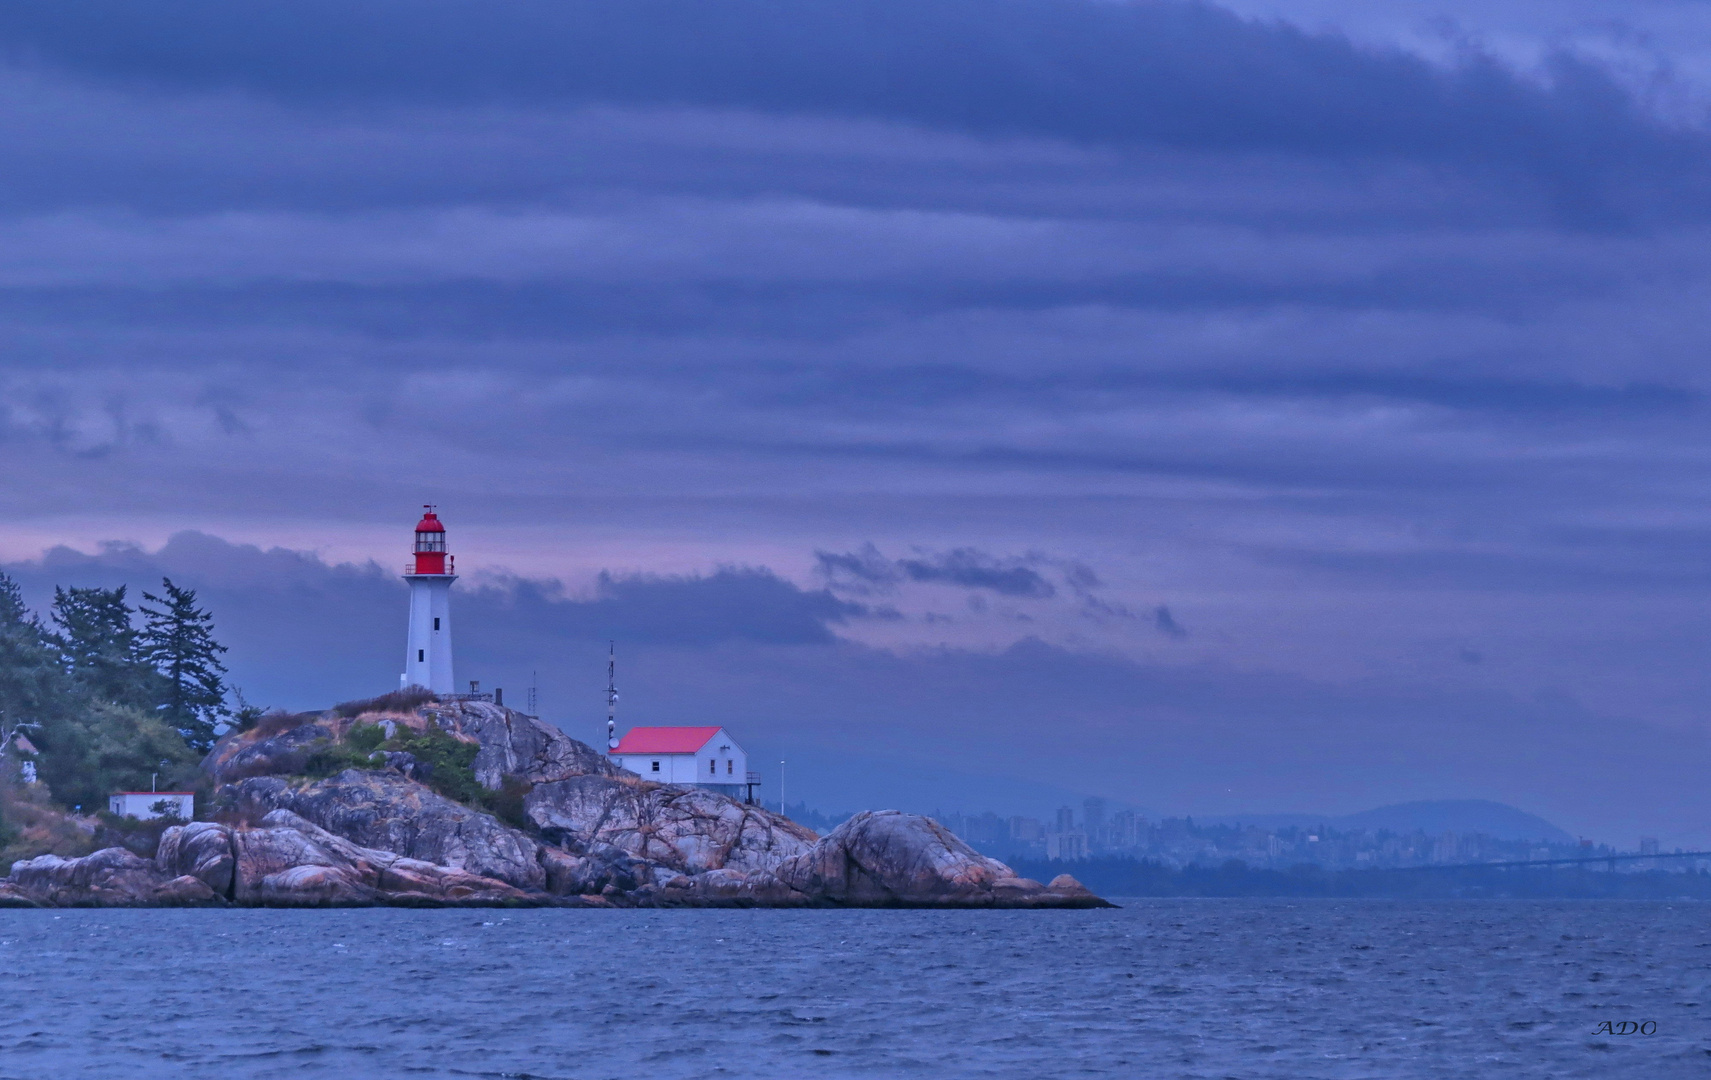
[0,900,1705,1077]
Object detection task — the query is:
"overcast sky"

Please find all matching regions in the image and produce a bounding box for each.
[3,0,1711,844]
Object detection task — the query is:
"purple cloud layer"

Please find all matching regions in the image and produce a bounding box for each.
[0,1,1707,842]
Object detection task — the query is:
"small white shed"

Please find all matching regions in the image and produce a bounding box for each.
[108,791,194,821]
[609,726,750,797]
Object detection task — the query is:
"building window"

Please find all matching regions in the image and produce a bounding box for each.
[709,759,716,775]
[417,649,425,662]
[651,761,660,772]
[727,760,733,775]
[433,617,440,631]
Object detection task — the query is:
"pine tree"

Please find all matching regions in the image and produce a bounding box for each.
[0,575,200,813]
[0,573,65,728]
[0,573,26,628]
[48,585,160,709]
[139,579,229,753]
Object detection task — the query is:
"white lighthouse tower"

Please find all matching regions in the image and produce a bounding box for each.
[401,506,456,694]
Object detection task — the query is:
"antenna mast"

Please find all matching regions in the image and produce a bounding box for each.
[605,641,619,749]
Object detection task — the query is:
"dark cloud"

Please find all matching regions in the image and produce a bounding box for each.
[572,569,866,646]
[2,533,866,703]
[814,544,904,594]
[1155,605,1189,639]
[818,544,1057,598]
[897,550,1055,598]
[8,531,1711,844]
[1,1,1703,217]
[0,1,1707,844]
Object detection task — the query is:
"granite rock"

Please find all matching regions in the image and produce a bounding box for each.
[379,751,428,780]
[203,714,344,785]
[539,842,660,896]
[154,875,221,903]
[525,774,817,875]
[657,811,1113,908]
[223,771,549,891]
[232,810,536,906]
[5,847,220,907]
[0,882,42,907]
[168,695,1114,909]
[156,821,237,896]
[421,700,625,788]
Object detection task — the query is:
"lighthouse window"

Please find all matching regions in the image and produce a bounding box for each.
[417,649,424,662]
[650,761,659,772]
[433,618,440,631]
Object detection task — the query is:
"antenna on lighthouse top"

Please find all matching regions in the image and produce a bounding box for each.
[605,641,619,750]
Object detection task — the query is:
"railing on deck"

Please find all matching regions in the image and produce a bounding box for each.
[404,555,455,575]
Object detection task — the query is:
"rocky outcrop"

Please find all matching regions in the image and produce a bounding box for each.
[203,713,342,785]
[655,811,1112,908]
[537,843,665,897]
[378,751,427,780]
[0,882,42,907]
[7,847,220,906]
[225,770,551,890]
[775,810,1018,903]
[3,813,552,907]
[232,810,537,906]
[2,696,1111,909]
[156,820,236,896]
[526,774,816,875]
[423,701,625,787]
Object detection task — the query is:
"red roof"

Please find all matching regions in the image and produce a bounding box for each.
[415,506,445,533]
[609,726,723,755]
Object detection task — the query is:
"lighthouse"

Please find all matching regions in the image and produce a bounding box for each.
[401,506,456,694]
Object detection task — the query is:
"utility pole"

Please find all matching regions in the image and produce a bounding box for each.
[605,642,619,750]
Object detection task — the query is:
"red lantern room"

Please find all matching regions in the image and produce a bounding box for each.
[411,506,452,575]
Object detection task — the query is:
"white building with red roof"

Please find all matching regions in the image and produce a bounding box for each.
[609,725,752,800]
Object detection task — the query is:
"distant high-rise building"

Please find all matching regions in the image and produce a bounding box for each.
[1083,797,1107,846]
[949,811,1007,847]
[1109,809,1140,849]
[1055,805,1076,833]
[1046,830,1087,861]
[1433,831,1458,863]
[1008,816,1044,843]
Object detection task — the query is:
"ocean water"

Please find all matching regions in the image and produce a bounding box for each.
[0,899,1705,1078]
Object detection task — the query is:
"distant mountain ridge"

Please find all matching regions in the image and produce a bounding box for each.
[1201,800,1573,844]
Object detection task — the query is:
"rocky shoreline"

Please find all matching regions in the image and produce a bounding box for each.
[0,697,1111,909]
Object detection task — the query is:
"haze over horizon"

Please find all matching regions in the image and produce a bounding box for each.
[4,0,1711,847]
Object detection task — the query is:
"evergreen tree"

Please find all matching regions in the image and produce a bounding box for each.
[68,699,201,805]
[0,573,26,627]
[0,573,68,732]
[48,586,160,708]
[0,575,202,813]
[139,579,229,752]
